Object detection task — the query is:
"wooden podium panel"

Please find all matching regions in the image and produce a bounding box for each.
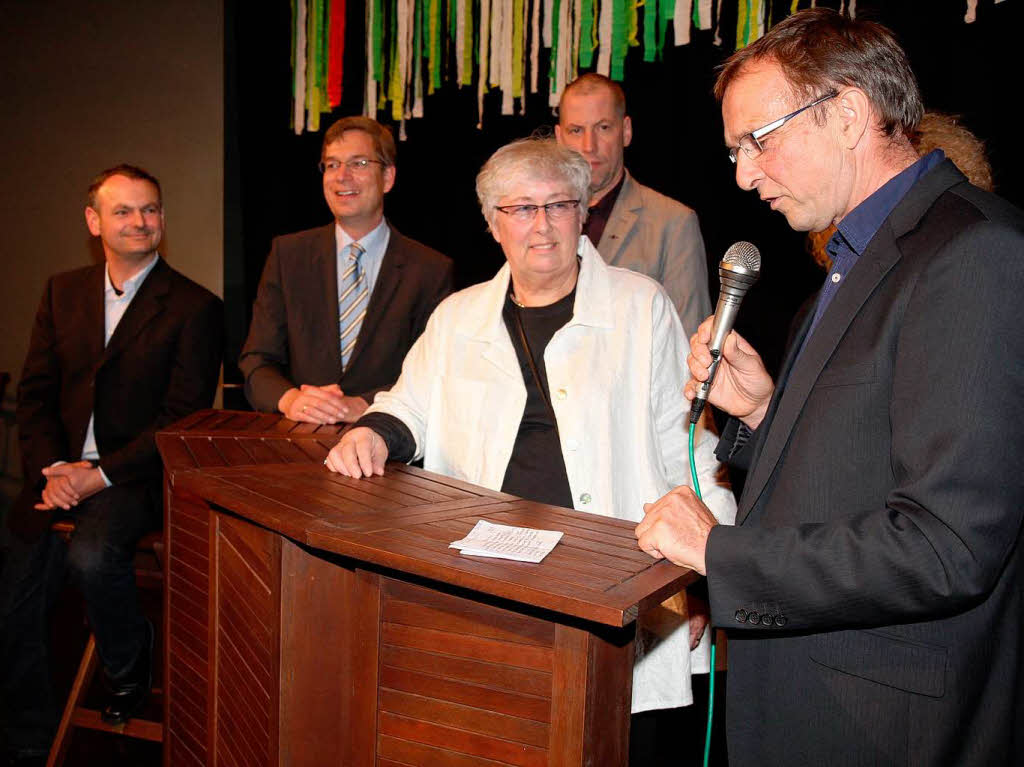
[157,411,694,766]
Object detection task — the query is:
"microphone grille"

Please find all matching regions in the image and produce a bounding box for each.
[723,241,761,272]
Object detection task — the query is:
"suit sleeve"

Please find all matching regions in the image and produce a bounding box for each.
[239,240,300,412]
[16,277,71,489]
[661,207,712,339]
[705,221,1024,632]
[98,294,224,485]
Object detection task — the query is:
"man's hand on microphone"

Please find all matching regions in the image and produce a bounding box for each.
[636,485,718,575]
[684,316,774,430]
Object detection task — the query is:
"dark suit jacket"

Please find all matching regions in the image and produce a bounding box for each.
[238,221,453,412]
[14,258,224,540]
[706,161,1024,765]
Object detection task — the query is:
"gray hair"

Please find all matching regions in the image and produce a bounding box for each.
[476,138,591,230]
[715,8,923,140]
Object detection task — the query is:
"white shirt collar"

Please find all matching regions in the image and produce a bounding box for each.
[105,254,160,298]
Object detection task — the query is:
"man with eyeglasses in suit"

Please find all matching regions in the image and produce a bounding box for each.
[240,116,453,424]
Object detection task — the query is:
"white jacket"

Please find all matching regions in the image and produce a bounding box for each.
[370,236,736,712]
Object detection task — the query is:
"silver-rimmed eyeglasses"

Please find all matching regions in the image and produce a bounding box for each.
[318,157,386,174]
[494,200,581,223]
[728,91,838,164]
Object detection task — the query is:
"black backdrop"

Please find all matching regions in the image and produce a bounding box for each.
[223,0,1022,400]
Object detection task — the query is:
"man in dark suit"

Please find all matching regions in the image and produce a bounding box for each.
[555,74,711,337]
[239,116,453,424]
[0,165,223,763]
[636,10,1023,765]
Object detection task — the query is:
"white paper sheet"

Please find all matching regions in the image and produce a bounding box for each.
[449,520,564,563]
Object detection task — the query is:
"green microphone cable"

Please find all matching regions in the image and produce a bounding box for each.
[689,421,716,767]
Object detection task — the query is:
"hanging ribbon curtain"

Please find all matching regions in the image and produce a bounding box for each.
[290,0,1006,134]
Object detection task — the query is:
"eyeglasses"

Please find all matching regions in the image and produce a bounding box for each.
[728,91,837,164]
[318,157,386,174]
[494,200,581,223]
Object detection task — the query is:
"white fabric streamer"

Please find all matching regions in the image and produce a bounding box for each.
[502,0,515,114]
[675,0,693,46]
[456,0,467,86]
[849,0,856,17]
[573,0,582,84]
[478,0,492,126]
[596,0,612,76]
[294,0,307,134]
[544,0,555,46]
[549,0,572,106]
[491,0,503,86]
[697,0,712,30]
[965,0,978,22]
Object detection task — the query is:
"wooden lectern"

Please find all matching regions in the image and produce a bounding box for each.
[157,410,695,766]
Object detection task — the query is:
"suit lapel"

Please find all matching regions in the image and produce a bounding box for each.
[82,266,106,364]
[315,224,343,375]
[346,222,403,371]
[737,160,968,524]
[101,259,171,364]
[597,172,641,264]
[737,226,902,524]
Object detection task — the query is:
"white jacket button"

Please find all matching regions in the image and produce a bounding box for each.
[579,492,591,504]
[556,388,567,400]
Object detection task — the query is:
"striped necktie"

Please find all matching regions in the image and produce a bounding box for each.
[338,242,368,370]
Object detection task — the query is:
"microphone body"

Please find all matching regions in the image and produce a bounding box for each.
[689,243,761,424]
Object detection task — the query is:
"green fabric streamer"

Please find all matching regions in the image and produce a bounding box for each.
[736,0,750,49]
[319,0,330,115]
[642,0,656,61]
[549,0,561,92]
[657,0,672,61]
[580,0,595,67]
[373,0,385,82]
[429,0,441,92]
[610,0,627,80]
[389,0,403,119]
[513,0,525,97]
[692,0,699,28]
[627,0,639,49]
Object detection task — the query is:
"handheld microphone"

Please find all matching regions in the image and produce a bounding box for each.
[689,242,761,424]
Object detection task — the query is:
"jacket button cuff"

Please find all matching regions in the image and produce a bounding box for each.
[734,609,747,623]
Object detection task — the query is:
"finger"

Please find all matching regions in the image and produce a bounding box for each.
[307,386,347,411]
[683,378,699,401]
[338,438,367,478]
[696,315,715,343]
[44,484,75,510]
[41,465,71,477]
[354,434,378,477]
[296,400,336,424]
[370,437,388,476]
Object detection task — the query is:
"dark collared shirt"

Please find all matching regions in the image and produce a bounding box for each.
[800,150,946,351]
[582,172,626,247]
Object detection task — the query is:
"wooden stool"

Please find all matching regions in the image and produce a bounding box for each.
[46,520,165,767]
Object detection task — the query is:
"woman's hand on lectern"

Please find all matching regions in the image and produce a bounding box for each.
[325,427,389,479]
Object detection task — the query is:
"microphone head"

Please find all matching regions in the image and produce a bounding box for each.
[722,241,761,273]
[719,241,761,295]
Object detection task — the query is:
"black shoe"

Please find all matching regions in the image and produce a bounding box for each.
[99,620,153,725]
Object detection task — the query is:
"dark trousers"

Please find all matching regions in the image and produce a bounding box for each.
[0,481,159,754]
[629,672,729,767]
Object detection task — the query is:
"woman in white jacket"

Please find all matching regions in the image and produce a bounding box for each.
[326,137,735,764]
